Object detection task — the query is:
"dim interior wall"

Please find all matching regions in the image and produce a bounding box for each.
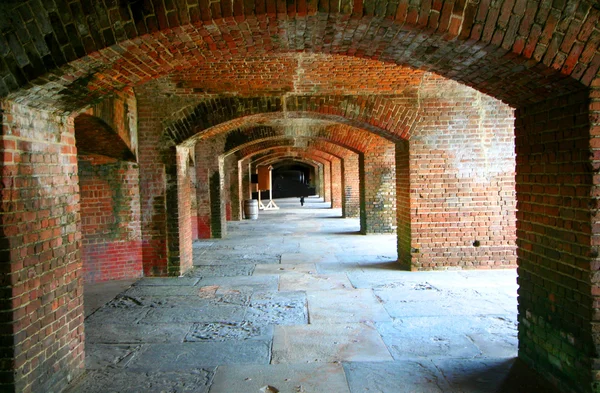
[0,101,84,393]
[78,156,143,283]
[396,140,411,268]
[408,77,516,270]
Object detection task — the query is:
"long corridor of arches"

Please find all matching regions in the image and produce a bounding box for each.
[1,1,600,392]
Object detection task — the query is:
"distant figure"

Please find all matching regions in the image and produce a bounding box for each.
[300,196,305,206]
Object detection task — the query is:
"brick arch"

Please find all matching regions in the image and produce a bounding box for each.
[2,3,600,393]
[74,114,136,161]
[165,100,414,146]
[0,1,596,111]
[226,135,360,158]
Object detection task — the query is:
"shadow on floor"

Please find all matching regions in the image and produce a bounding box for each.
[496,359,563,393]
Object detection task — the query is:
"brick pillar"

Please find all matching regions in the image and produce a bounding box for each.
[396,140,411,269]
[516,90,594,393]
[137,96,168,276]
[174,146,193,275]
[323,161,331,203]
[360,142,397,234]
[316,164,324,198]
[195,140,226,239]
[0,102,84,393]
[331,157,342,209]
[342,153,360,218]
[189,153,199,240]
[225,156,241,221]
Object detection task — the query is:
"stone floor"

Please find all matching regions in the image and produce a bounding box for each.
[68,196,559,393]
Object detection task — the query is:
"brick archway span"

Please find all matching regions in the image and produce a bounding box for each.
[166,101,413,147]
[0,1,595,110]
[226,135,360,159]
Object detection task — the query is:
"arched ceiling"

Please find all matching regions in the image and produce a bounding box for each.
[0,0,596,112]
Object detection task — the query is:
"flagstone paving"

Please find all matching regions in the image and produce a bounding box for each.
[68,197,559,393]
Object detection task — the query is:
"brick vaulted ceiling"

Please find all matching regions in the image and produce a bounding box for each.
[0,0,597,113]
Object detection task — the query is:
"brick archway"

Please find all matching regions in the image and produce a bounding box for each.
[1,2,600,392]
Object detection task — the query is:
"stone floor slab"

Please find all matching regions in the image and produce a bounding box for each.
[123,285,200,297]
[133,277,200,286]
[376,318,482,360]
[198,275,279,294]
[84,279,136,318]
[246,291,308,326]
[66,369,215,393]
[253,263,317,275]
[307,289,391,324]
[375,288,503,318]
[127,341,271,371]
[343,360,450,393]
[186,264,255,278]
[209,363,351,393]
[85,344,142,369]
[271,323,393,363]
[280,253,338,264]
[86,322,192,344]
[279,273,353,291]
[431,358,516,393]
[185,321,273,342]
[140,303,247,324]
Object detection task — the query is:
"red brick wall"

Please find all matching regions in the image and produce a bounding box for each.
[516,90,593,393]
[137,94,169,276]
[78,156,142,283]
[362,141,397,233]
[331,158,342,209]
[323,161,331,203]
[408,77,516,269]
[342,153,360,218]
[0,102,84,393]
[226,156,242,220]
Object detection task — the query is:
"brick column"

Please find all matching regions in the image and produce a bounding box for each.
[195,140,226,239]
[225,155,241,221]
[174,146,193,275]
[331,157,342,209]
[396,140,411,268]
[137,96,169,276]
[323,161,331,203]
[516,90,594,393]
[342,153,360,218]
[318,164,324,199]
[0,102,84,393]
[360,142,397,234]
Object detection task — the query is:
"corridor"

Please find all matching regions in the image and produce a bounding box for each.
[72,198,536,392]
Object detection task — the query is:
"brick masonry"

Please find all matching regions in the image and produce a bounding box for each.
[0,101,84,393]
[78,155,143,283]
[0,1,599,392]
[516,90,595,393]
